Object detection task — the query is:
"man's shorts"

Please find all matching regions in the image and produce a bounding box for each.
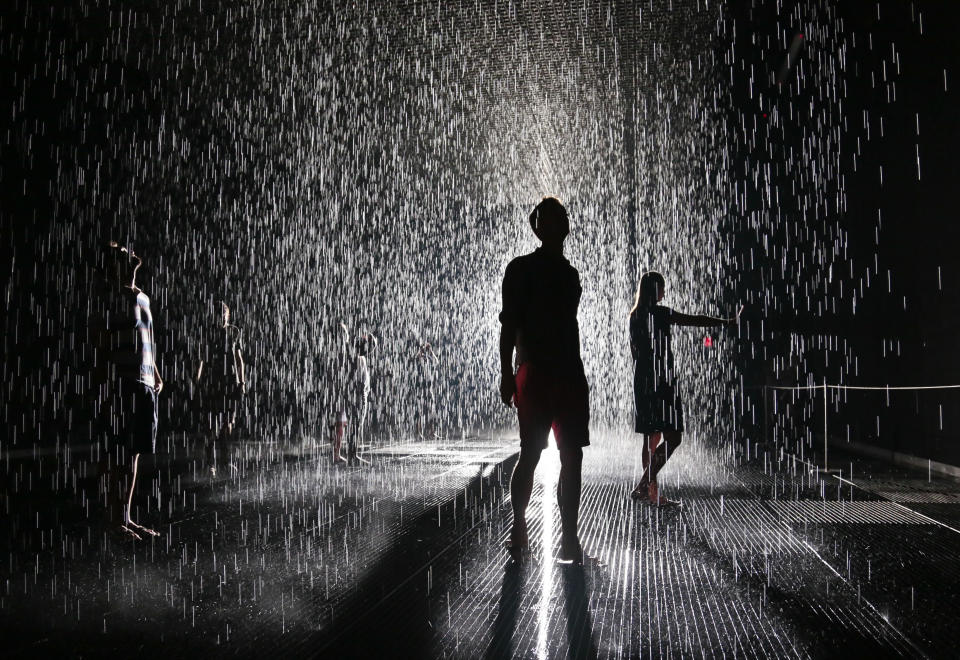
[514,362,590,450]
[122,381,158,455]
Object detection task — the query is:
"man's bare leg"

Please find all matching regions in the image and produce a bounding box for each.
[558,447,583,563]
[122,453,159,538]
[507,448,542,558]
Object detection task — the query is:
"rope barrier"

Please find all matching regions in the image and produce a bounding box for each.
[761,382,960,472]
[766,384,960,391]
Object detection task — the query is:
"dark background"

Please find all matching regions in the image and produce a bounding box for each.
[724,1,960,466]
[2,1,958,465]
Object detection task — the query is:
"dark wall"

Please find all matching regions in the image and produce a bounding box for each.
[725,1,960,466]
[3,0,958,466]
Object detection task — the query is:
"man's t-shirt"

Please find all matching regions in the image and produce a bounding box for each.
[499,247,584,375]
[133,291,157,389]
[93,288,155,386]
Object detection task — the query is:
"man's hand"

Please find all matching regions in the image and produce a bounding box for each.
[500,373,516,407]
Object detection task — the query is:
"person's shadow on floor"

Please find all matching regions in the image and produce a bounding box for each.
[485,562,524,659]
[562,564,598,659]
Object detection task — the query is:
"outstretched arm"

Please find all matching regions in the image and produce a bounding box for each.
[671,308,739,328]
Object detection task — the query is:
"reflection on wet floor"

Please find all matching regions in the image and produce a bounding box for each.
[2,431,959,657]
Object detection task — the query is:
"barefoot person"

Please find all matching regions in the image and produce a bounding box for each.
[499,197,589,564]
[629,271,739,505]
[96,242,164,539]
[340,322,377,459]
[195,302,246,478]
[412,341,440,439]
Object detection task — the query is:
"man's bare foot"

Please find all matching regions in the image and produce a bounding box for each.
[126,519,160,537]
[558,534,583,564]
[120,524,142,540]
[505,519,529,561]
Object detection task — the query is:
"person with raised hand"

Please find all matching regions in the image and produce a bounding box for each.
[629,271,740,505]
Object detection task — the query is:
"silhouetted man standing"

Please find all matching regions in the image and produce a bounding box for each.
[499,197,589,564]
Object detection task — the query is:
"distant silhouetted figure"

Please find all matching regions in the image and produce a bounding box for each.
[94,242,164,540]
[629,271,739,505]
[328,323,351,463]
[413,341,440,439]
[195,302,246,478]
[340,322,377,460]
[499,197,589,564]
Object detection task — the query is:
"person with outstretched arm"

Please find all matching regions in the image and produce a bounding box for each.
[628,271,740,505]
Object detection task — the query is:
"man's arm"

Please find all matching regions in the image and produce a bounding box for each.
[498,261,520,408]
[236,349,246,392]
[499,322,517,407]
[232,326,247,392]
[145,302,163,393]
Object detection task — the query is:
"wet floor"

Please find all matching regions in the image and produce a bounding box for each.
[2,431,957,658]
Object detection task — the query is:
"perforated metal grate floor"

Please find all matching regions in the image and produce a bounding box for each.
[4,433,959,657]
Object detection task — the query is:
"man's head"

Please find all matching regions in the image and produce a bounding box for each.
[528,197,569,246]
[99,241,126,288]
[102,241,140,290]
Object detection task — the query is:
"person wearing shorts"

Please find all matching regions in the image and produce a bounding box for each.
[498,197,589,564]
[122,380,159,456]
[98,242,163,540]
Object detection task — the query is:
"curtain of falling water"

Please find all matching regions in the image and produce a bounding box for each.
[3,0,743,446]
[34,0,949,462]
